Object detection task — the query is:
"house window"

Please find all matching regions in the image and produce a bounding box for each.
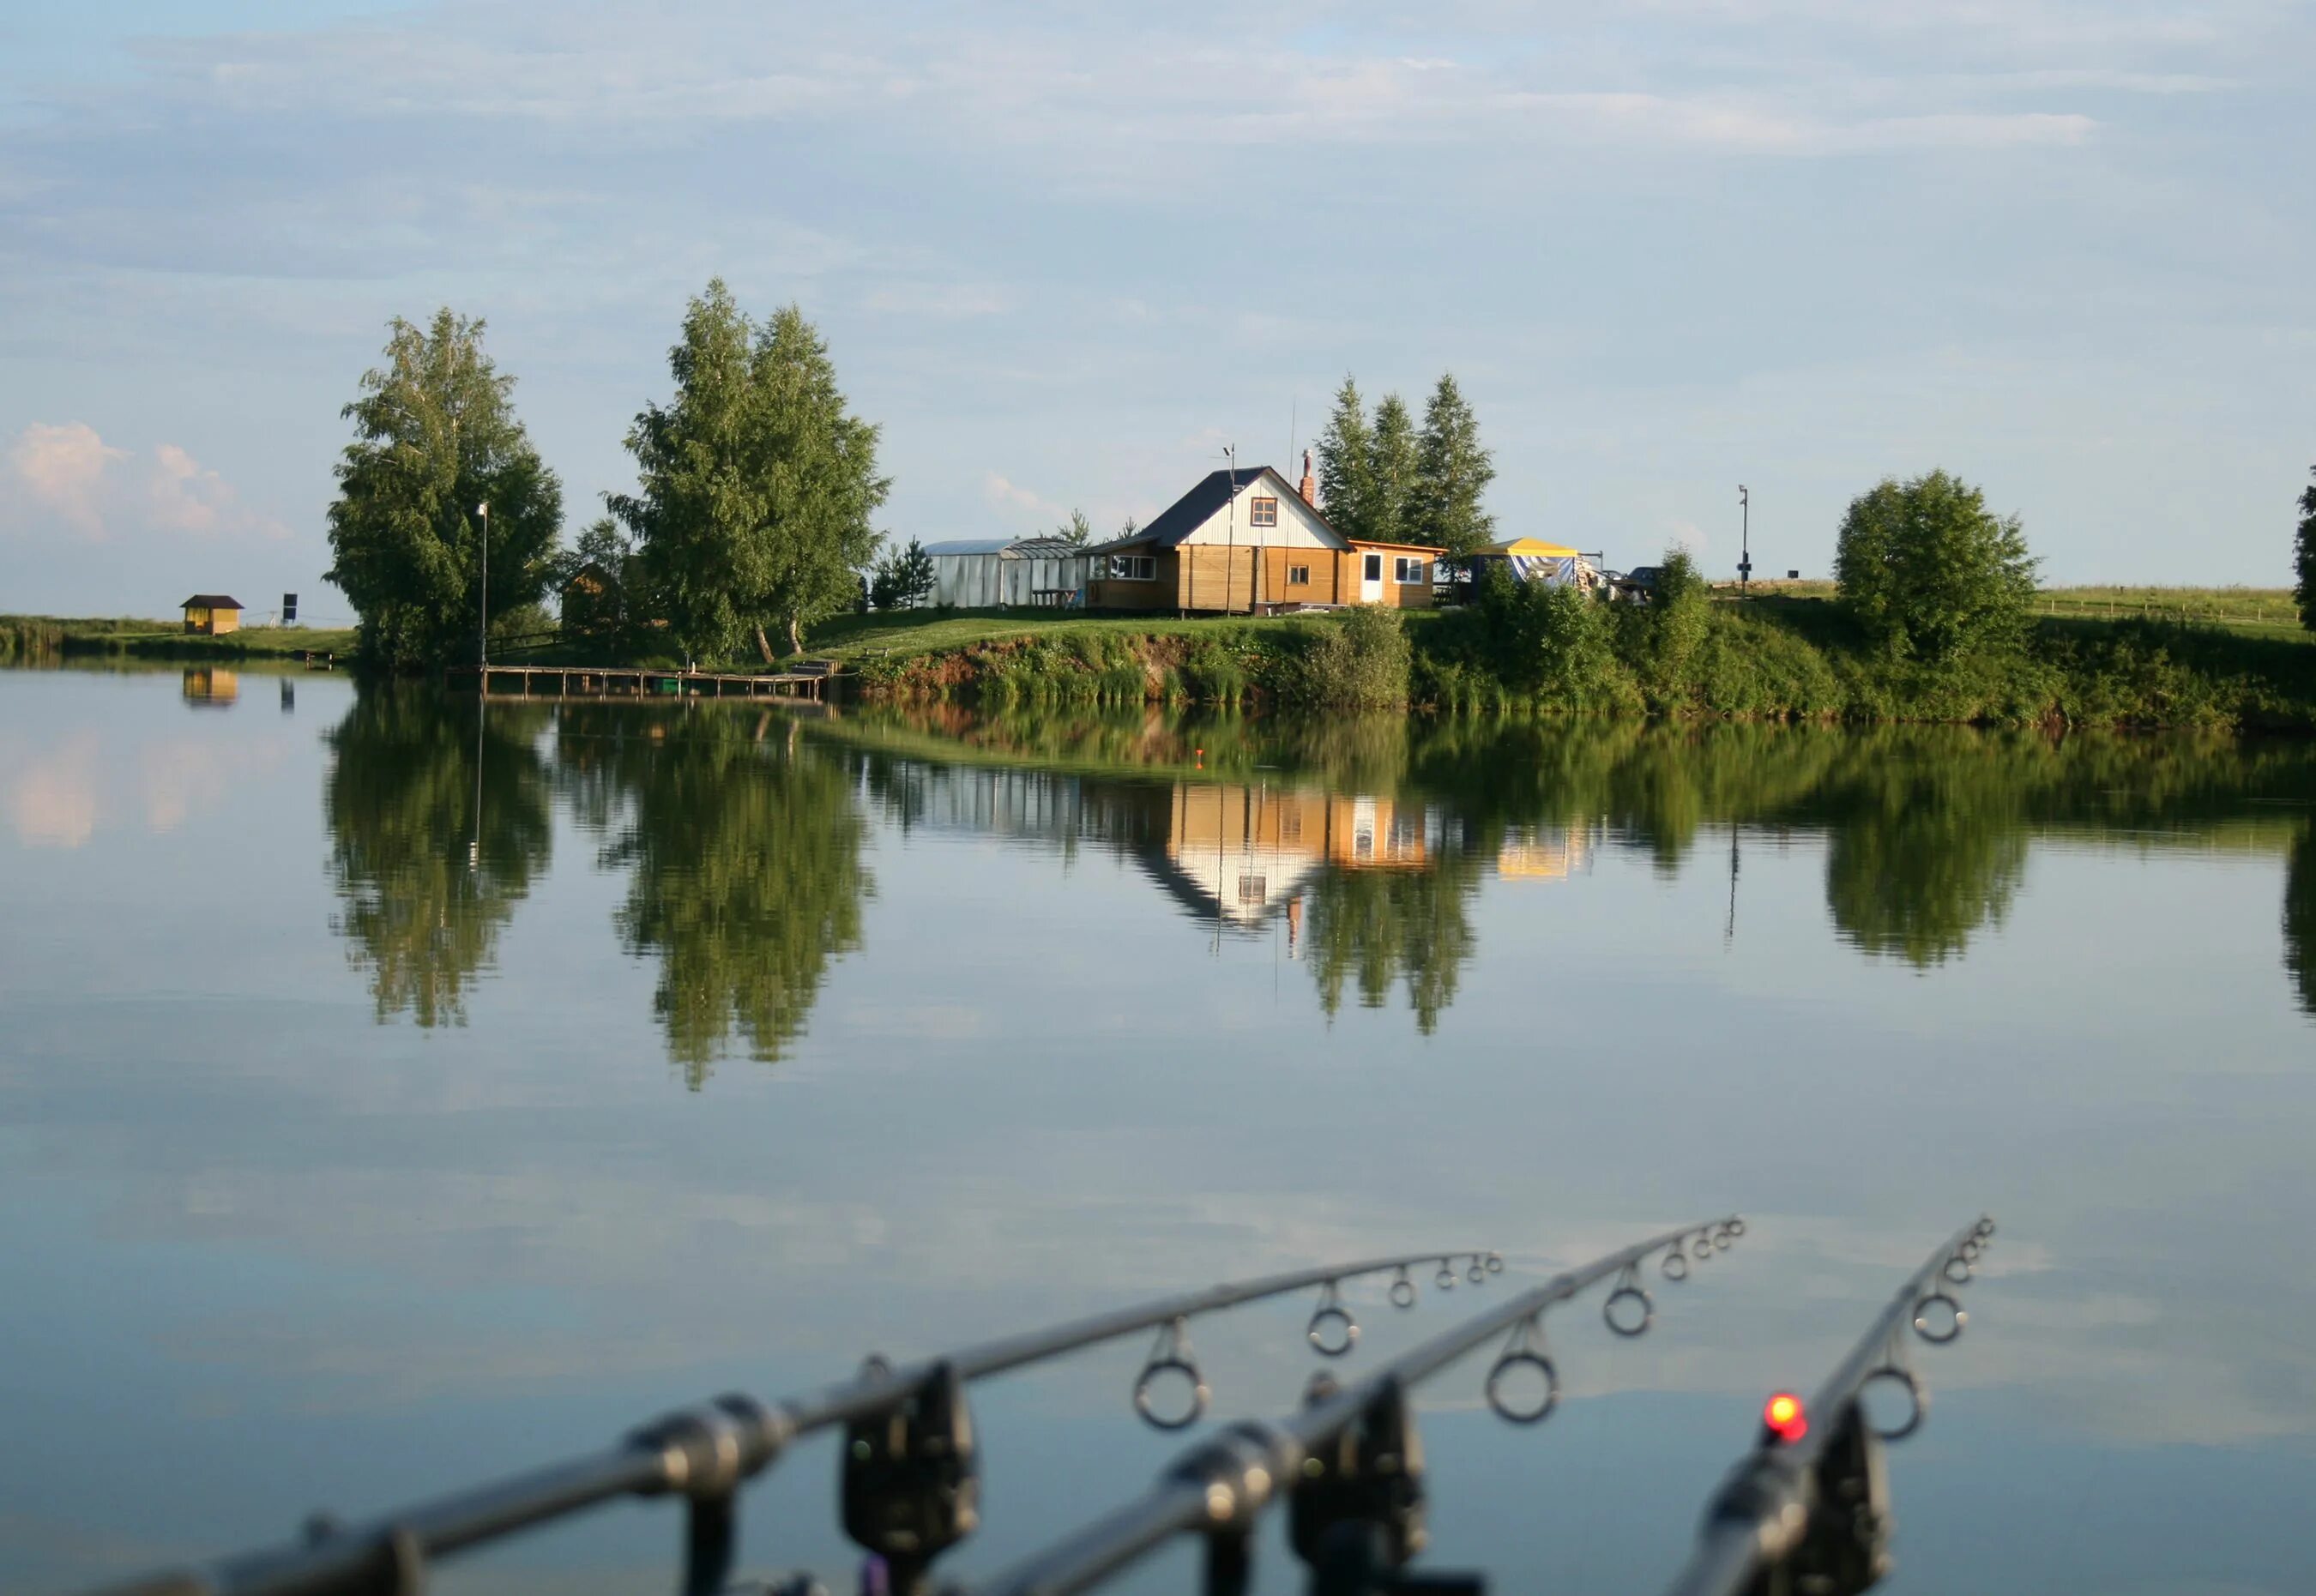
[1248,496,1279,527]
[1287,563,1312,586]
[1108,554,1156,581]
[1394,557,1427,584]
[1362,553,1384,581]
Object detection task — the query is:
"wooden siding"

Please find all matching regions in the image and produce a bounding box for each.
[1084,540,1434,613]
[182,606,241,635]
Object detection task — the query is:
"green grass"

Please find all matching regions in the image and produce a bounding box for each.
[1726,583,2309,643]
[0,614,359,663]
[795,606,1352,664]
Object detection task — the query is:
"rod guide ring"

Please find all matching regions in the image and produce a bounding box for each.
[1912,1292,1967,1345]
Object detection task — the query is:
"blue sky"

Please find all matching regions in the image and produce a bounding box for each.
[2,0,2311,615]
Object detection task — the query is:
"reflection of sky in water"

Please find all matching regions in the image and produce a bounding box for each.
[2,669,2313,1594]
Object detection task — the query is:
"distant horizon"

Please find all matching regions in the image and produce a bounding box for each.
[3,1,2312,615]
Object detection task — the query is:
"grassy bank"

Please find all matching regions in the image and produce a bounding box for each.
[1,615,359,664]
[814,594,2316,733]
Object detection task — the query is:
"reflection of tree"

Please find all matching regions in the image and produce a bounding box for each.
[2287,822,2315,1019]
[1305,852,1483,1035]
[325,690,552,1026]
[591,709,872,1087]
[1817,738,2029,967]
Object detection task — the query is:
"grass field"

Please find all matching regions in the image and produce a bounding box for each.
[794,606,1354,663]
[1722,583,2309,644]
[0,615,359,662]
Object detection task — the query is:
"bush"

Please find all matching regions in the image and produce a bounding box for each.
[1615,547,1710,707]
[1298,605,1413,708]
[1835,470,2037,665]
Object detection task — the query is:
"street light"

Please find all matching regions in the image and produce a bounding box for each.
[476,501,491,667]
[1737,485,1751,593]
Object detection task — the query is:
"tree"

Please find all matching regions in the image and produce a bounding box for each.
[1834,469,2037,664]
[869,537,937,609]
[1315,376,1377,540]
[326,310,564,668]
[610,281,890,662]
[1412,373,1496,556]
[1055,509,1094,547]
[2296,467,2315,630]
[1119,514,1139,539]
[1366,394,1420,545]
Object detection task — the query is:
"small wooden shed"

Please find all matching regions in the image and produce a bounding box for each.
[181,594,244,635]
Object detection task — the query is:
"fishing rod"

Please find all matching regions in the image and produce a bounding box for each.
[958,1214,1746,1596]
[84,1248,1505,1596]
[1658,1214,1998,1596]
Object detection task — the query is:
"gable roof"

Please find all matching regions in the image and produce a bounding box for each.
[1086,467,1343,556]
[180,594,244,610]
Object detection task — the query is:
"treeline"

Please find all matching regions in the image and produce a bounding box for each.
[1314,373,1496,554]
[325,284,886,670]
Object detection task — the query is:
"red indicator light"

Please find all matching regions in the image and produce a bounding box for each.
[1764,1391,1808,1442]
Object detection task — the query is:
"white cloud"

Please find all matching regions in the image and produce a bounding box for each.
[8,422,126,539]
[981,469,1066,527]
[2,424,285,545]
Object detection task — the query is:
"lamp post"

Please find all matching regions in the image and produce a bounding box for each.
[1221,443,1239,615]
[476,501,491,667]
[1737,485,1751,593]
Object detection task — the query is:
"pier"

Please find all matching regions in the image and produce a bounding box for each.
[446,660,839,701]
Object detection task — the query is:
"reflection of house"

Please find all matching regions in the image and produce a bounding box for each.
[1152,784,1436,934]
[1497,824,1591,881]
[920,537,1094,608]
[1084,454,1439,614]
[181,666,239,706]
[181,594,244,635]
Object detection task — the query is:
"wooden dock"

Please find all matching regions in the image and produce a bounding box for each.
[447,660,839,701]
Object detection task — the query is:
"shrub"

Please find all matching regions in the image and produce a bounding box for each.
[1298,605,1413,708]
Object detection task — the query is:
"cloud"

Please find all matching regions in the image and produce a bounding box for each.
[8,422,125,539]
[2,424,285,544]
[981,470,1066,527]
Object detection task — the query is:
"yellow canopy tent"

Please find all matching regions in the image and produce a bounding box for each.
[1478,537,1584,558]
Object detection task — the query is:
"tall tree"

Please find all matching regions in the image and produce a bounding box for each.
[2295,465,2315,630]
[326,310,564,667]
[1314,376,1377,540]
[1412,373,1496,555]
[1056,509,1094,547]
[610,282,889,662]
[1834,469,2037,665]
[1366,394,1420,545]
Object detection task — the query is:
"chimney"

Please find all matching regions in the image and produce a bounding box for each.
[1298,448,1317,506]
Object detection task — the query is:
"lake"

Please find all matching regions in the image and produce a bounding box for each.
[3,664,2313,1596]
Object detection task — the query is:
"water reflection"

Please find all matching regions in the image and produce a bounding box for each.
[319,691,2316,1062]
[559,706,872,1087]
[2289,822,2315,1019]
[181,666,238,707]
[324,690,552,1027]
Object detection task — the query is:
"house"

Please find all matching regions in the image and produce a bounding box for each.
[920,536,1094,608]
[1083,454,1440,614]
[559,561,620,636]
[180,594,244,635]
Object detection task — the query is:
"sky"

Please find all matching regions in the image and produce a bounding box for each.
[1,0,2312,617]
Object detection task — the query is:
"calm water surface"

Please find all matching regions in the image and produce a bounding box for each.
[3,665,2313,1594]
